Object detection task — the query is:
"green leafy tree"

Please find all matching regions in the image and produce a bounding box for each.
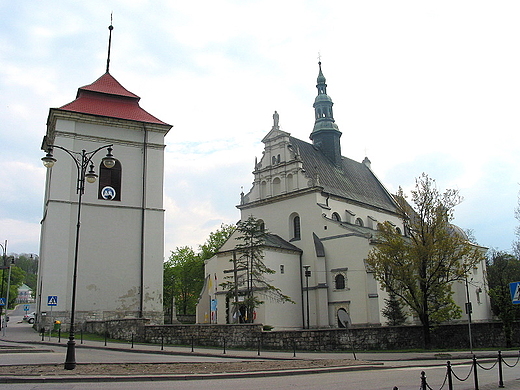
[199,224,236,261]
[1,265,25,309]
[221,215,294,323]
[366,173,485,348]
[163,224,235,321]
[14,254,38,291]
[486,250,520,347]
[164,246,203,318]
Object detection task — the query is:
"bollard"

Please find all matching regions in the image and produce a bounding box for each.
[80,329,83,344]
[257,337,261,356]
[161,335,164,350]
[41,328,45,341]
[131,333,134,349]
[420,371,427,390]
[223,338,226,355]
[293,339,296,358]
[58,328,61,343]
[498,351,504,388]
[447,361,453,390]
[191,337,194,352]
[472,355,479,390]
[104,331,108,346]
[393,387,398,390]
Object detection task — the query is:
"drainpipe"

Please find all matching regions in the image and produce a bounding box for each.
[140,125,148,318]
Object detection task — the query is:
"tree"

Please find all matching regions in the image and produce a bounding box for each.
[164,246,203,317]
[486,250,520,347]
[382,293,407,326]
[221,215,294,323]
[366,173,485,348]
[199,224,236,261]
[163,224,235,321]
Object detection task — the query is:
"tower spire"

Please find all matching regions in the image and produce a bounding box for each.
[106,14,114,74]
[309,60,342,165]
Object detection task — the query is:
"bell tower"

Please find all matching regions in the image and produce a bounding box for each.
[37,25,172,329]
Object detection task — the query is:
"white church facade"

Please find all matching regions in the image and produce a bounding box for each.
[37,71,171,328]
[197,63,491,330]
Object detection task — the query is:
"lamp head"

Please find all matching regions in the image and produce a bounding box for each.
[102,147,116,169]
[41,150,56,168]
[85,163,98,184]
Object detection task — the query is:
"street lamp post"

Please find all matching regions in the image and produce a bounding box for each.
[303,265,311,329]
[0,241,7,330]
[42,144,116,370]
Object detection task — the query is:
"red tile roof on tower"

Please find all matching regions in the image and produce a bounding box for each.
[58,73,170,126]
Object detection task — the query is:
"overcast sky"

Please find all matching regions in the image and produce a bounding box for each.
[1,1,519,258]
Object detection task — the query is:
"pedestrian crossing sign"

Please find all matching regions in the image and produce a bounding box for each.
[0,298,5,306]
[510,282,520,304]
[47,296,58,306]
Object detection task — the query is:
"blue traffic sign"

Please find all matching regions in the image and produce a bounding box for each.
[47,296,58,306]
[510,282,520,304]
[23,304,30,311]
[0,298,5,306]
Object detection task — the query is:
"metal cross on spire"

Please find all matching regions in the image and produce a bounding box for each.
[106,13,114,73]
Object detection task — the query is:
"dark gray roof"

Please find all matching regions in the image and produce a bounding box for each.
[263,234,303,253]
[290,136,398,213]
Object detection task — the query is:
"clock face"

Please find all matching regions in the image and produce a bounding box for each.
[101,186,116,200]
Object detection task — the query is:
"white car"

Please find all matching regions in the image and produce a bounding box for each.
[23,312,35,324]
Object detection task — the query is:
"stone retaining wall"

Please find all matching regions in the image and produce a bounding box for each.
[86,320,519,351]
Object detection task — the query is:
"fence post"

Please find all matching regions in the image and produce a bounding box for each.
[80,329,83,344]
[420,371,427,390]
[223,337,226,355]
[104,331,107,346]
[58,328,61,343]
[131,333,134,349]
[498,351,504,388]
[472,355,479,390]
[161,335,164,350]
[293,339,296,357]
[191,336,194,352]
[257,336,261,356]
[447,361,453,390]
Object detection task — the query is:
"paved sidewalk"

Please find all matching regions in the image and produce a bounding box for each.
[2,317,520,389]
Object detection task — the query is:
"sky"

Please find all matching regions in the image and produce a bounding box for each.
[1,1,519,258]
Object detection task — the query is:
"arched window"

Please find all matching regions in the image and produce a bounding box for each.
[258,220,265,231]
[335,274,345,290]
[332,212,341,222]
[98,160,122,201]
[396,227,402,235]
[355,218,364,227]
[291,214,301,241]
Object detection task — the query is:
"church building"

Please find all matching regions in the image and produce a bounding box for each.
[197,62,491,329]
[37,39,171,328]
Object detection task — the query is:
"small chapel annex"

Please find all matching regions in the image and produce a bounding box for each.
[196,62,491,330]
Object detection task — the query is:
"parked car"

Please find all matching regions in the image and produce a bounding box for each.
[23,312,35,324]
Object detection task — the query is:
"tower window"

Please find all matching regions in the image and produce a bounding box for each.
[332,212,341,221]
[355,218,364,227]
[98,160,121,201]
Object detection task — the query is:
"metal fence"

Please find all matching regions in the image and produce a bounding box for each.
[395,351,520,390]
